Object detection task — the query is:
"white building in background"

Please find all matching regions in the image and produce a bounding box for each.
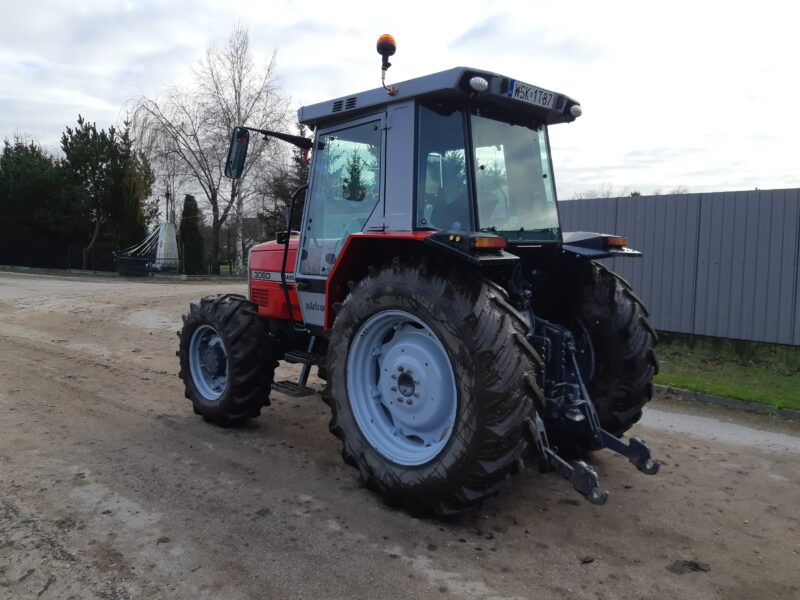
[154,222,179,270]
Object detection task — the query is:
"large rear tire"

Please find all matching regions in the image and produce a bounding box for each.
[573,262,659,436]
[177,294,277,425]
[325,259,543,516]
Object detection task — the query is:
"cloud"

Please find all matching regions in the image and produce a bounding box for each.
[0,0,232,145]
[279,18,361,39]
[449,13,508,47]
[448,12,603,62]
[623,146,706,165]
[1,0,799,198]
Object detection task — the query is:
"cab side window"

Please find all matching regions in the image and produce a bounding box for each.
[300,120,382,276]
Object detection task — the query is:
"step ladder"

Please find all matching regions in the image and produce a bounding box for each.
[271,336,323,398]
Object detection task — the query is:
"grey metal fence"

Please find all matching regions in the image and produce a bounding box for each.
[558,189,800,346]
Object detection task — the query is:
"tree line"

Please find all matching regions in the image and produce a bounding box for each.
[570,183,691,199]
[2,24,308,275]
[0,119,155,269]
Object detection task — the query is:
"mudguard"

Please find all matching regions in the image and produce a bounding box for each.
[561,231,642,259]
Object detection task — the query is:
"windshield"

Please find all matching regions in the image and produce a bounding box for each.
[471,114,560,242]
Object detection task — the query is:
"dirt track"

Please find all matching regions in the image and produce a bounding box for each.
[1,271,799,600]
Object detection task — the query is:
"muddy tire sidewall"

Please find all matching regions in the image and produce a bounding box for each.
[326,260,541,515]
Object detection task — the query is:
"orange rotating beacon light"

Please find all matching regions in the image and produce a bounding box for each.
[377,34,398,95]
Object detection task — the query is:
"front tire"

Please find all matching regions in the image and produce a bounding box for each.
[177,294,276,425]
[325,259,543,516]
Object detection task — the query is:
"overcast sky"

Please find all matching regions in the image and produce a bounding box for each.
[2,0,798,199]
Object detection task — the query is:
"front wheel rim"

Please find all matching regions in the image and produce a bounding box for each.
[346,310,458,466]
[188,324,228,401]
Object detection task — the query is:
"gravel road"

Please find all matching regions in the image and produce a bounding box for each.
[1,271,798,600]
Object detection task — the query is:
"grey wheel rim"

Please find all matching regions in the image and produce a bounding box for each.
[346,310,457,466]
[188,324,228,401]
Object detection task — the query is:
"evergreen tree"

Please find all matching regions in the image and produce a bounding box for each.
[341,150,367,202]
[61,115,154,267]
[61,116,119,267]
[179,194,205,274]
[0,138,82,249]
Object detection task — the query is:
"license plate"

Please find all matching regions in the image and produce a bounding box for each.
[507,80,556,109]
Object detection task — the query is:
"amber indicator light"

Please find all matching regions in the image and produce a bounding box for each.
[606,236,628,248]
[472,236,507,249]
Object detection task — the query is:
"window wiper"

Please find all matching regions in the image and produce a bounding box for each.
[511,227,559,233]
[493,227,560,237]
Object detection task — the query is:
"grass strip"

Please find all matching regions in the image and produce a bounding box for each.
[654,332,800,411]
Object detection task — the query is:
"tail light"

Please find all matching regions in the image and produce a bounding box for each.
[472,236,507,249]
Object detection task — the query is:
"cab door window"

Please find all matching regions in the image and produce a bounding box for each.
[300,120,382,276]
[416,105,470,231]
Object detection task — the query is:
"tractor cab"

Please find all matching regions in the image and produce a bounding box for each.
[297,64,582,252]
[285,66,586,328]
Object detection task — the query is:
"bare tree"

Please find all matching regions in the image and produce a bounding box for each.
[132,24,288,273]
[570,182,618,200]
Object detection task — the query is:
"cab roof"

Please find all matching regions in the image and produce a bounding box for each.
[297,66,581,130]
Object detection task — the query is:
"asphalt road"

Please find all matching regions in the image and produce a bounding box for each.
[0,271,798,600]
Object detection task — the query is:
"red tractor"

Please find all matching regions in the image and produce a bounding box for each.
[178,37,659,515]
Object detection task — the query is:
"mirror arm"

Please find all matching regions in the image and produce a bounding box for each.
[240,126,313,150]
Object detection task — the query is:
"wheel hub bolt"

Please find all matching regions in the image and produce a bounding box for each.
[398,366,404,372]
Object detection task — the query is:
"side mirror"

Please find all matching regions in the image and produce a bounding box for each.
[225,127,250,179]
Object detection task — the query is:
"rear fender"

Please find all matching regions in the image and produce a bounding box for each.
[325,232,433,329]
